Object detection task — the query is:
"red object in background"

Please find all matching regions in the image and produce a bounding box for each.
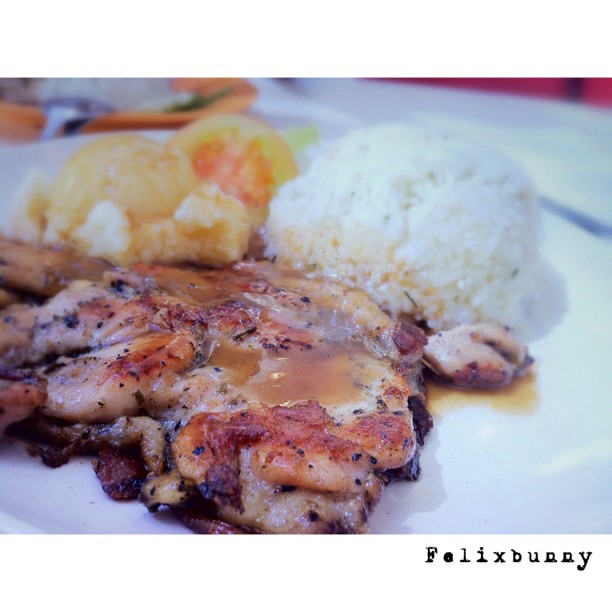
[380,78,612,107]
[396,78,572,100]
[581,79,612,107]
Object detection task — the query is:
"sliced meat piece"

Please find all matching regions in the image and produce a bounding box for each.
[423,323,533,389]
[0,238,111,297]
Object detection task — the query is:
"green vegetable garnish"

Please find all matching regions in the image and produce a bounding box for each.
[403,290,418,309]
[283,125,320,153]
[163,87,233,113]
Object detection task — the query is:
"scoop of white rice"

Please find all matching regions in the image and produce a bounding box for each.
[264,123,565,341]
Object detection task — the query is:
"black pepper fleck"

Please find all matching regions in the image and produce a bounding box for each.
[63,313,79,329]
[110,279,126,293]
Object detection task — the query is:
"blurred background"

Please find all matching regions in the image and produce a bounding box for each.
[1,77,611,145]
[377,78,612,107]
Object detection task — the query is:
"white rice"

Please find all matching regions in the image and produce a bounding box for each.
[264,123,566,341]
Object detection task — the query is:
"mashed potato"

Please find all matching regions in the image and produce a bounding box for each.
[8,134,251,265]
[265,123,565,341]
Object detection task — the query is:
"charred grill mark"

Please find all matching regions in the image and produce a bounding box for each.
[93,446,147,500]
[381,454,421,482]
[407,395,432,446]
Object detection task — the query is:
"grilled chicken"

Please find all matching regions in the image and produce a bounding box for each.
[0,238,532,533]
[0,239,430,533]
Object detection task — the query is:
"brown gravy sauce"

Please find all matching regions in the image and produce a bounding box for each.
[149,269,250,305]
[426,370,539,417]
[170,261,375,408]
[206,341,261,387]
[207,338,369,408]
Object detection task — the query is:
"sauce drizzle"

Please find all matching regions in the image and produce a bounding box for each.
[426,371,539,417]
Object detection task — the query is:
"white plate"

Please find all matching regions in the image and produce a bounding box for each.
[1,103,611,534]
